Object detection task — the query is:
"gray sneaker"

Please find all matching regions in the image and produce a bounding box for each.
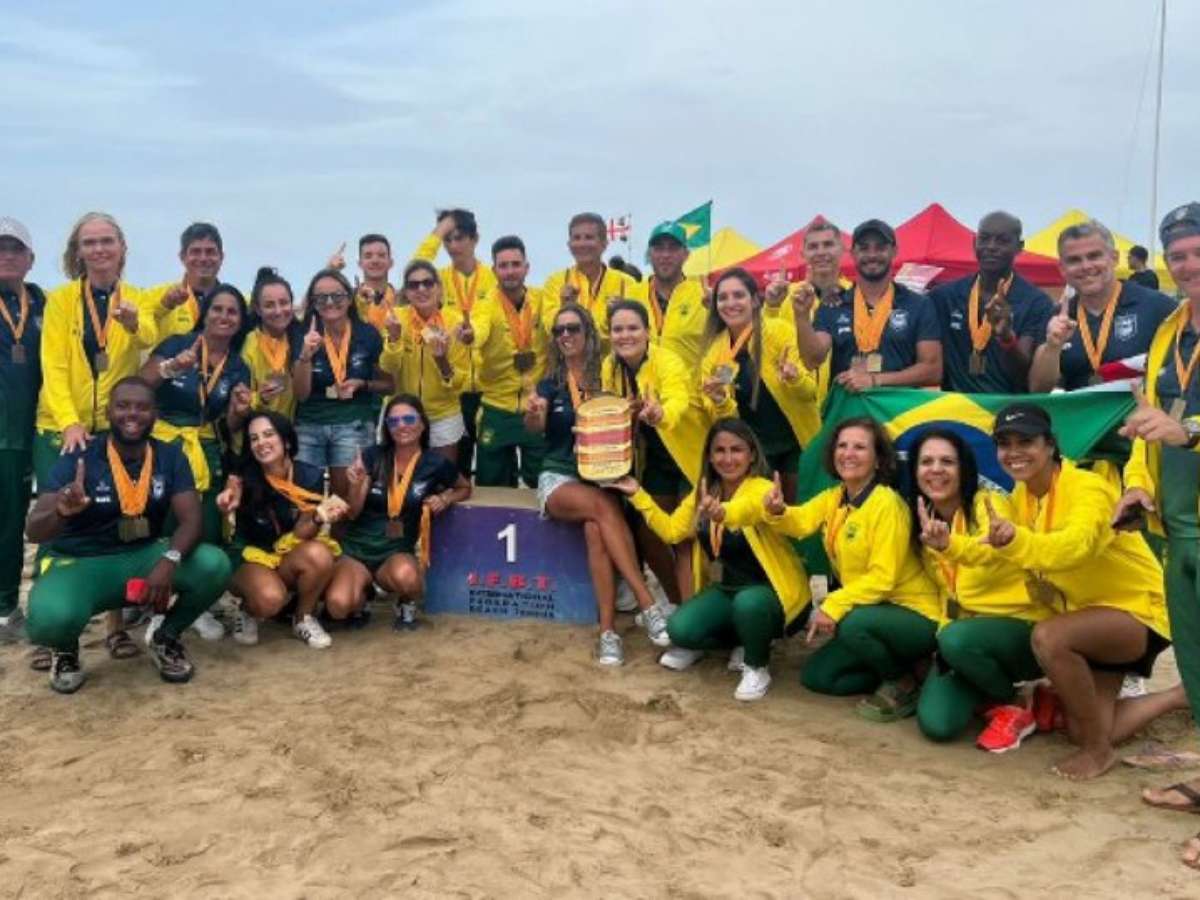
[597,630,624,666]
[0,607,26,644]
[49,648,86,694]
[641,604,671,648]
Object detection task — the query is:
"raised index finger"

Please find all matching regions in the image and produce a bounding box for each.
[74,458,86,487]
[984,494,999,523]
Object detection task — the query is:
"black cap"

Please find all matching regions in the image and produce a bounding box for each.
[1160,202,1200,251]
[992,403,1053,438]
[852,218,896,247]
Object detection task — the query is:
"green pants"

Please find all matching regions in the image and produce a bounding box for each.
[457,391,482,478]
[802,603,937,695]
[474,404,546,488]
[26,540,232,651]
[0,449,32,615]
[1166,537,1200,723]
[917,617,1041,742]
[667,583,785,668]
[32,430,70,582]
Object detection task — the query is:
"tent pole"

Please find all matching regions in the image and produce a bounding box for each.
[1149,0,1166,261]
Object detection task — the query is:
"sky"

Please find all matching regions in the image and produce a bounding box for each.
[2,0,1196,291]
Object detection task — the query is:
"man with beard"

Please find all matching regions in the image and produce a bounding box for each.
[462,236,548,487]
[147,222,227,340]
[630,221,708,371]
[929,211,1055,393]
[24,377,232,693]
[795,219,942,391]
[0,218,44,642]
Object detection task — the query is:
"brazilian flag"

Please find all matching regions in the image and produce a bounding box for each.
[794,386,1136,571]
[675,201,712,249]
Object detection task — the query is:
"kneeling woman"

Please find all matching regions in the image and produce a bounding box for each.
[765,417,941,721]
[905,428,1049,749]
[981,403,1182,779]
[525,302,669,665]
[222,411,349,650]
[614,418,811,701]
[330,394,470,629]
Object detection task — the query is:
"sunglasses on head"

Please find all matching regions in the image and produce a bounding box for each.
[386,413,421,427]
[552,322,582,337]
[313,291,349,306]
[405,277,437,290]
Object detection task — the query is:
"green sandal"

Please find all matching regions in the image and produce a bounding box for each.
[857,679,919,723]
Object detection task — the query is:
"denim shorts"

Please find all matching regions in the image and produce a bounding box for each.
[295,420,375,468]
[537,470,578,518]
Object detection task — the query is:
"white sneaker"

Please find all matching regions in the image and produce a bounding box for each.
[727,646,745,672]
[294,614,332,649]
[735,665,771,701]
[641,604,672,648]
[659,646,704,670]
[615,579,638,613]
[190,610,225,641]
[231,609,259,646]
[596,630,624,666]
[144,614,164,647]
[1119,674,1148,698]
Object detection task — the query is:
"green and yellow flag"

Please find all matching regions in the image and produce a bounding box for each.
[675,201,712,249]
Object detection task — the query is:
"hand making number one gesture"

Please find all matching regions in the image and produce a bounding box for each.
[56,459,91,518]
[763,471,786,516]
[979,494,1015,549]
[915,497,950,551]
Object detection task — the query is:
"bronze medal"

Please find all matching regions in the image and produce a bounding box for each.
[968,350,985,376]
[852,353,869,371]
[10,344,26,365]
[866,352,883,374]
[386,518,405,539]
[94,351,109,373]
[1024,574,1063,610]
[512,350,535,374]
[713,364,735,385]
[1169,397,1188,421]
[118,516,151,542]
[325,385,340,400]
[709,559,724,583]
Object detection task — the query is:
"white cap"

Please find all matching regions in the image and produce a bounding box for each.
[0,217,32,251]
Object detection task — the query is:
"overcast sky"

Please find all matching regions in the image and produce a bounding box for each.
[2,0,1195,290]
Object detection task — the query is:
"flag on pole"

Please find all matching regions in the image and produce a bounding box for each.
[674,201,713,249]
[607,215,631,243]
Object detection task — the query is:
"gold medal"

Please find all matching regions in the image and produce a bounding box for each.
[10,344,26,365]
[118,515,151,542]
[94,351,109,372]
[968,350,985,375]
[713,363,735,385]
[325,385,340,400]
[866,352,883,373]
[512,350,535,374]
[386,519,405,539]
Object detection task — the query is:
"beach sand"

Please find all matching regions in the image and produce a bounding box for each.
[0,595,1197,900]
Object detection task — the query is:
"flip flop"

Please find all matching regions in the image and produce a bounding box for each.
[105,629,140,660]
[1123,742,1200,771]
[29,645,51,672]
[857,680,919,723]
[1142,782,1200,813]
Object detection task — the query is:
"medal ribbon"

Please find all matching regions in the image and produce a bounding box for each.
[257,330,290,373]
[106,439,154,517]
[358,284,396,331]
[323,324,352,386]
[407,308,446,345]
[934,509,966,595]
[852,283,895,354]
[83,278,119,350]
[569,265,609,310]
[499,291,533,351]
[722,326,753,365]
[646,277,666,334]
[387,450,421,520]
[567,370,586,410]
[1020,468,1059,532]
[199,337,229,405]
[182,277,200,326]
[266,463,323,513]
[967,274,1012,353]
[709,520,724,558]
[451,267,479,314]
[1076,282,1121,374]
[0,284,29,344]
[1173,303,1200,400]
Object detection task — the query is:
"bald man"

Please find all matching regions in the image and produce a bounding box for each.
[929,211,1055,393]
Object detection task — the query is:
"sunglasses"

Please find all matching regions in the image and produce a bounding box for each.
[386,413,421,427]
[405,278,437,290]
[313,291,350,306]
[552,323,582,337]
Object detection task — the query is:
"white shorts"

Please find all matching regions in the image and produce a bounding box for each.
[537,470,579,518]
[428,412,466,448]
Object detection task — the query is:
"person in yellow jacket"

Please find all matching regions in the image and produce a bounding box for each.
[904,427,1050,748]
[613,418,811,700]
[34,211,159,667]
[699,267,818,503]
[981,403,1180,781]
[240,267,302,420]
[765,417,941,721]
[325,233,399,331]
[603,299,710,605]
[144,222,226,340]
[626,222,710,372]
[390,260,470,463]
[1114,203,1200,865]
[464,235,548,487]
[412,210,498,478]
[542,212,647,350]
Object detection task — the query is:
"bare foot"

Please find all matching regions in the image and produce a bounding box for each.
[1182,833,1200,870]
[1051,745,1117,780]
[1142,780,1200,812]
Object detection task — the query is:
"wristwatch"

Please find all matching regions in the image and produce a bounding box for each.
[1185,419,1200,450]
[162,548,183,565]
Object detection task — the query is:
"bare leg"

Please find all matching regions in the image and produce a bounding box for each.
[581,521,617,631]
[229,562,291,619]
[277,540,336,619]
[375,553,423,601]
[1112,683,1189,744]
[325,556,373,620]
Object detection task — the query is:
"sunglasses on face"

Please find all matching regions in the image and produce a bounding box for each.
[405,278,437,290]
[386,413,421,427]
[552,323,582,337]
[313,292,349,307]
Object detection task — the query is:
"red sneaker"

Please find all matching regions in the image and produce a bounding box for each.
[1032,683,1062,733]
[976,705,1037,754]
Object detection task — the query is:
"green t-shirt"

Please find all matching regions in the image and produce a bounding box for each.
[293,319,384,426]
[734,349,793,457]
[1155,324,1200,538]
[152,332,251,427]
[0,283,44,451]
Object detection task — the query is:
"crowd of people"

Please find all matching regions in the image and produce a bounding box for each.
[2,200,1200,866]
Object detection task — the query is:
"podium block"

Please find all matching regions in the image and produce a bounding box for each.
[425,487,598,624]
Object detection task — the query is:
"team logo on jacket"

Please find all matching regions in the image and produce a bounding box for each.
[1114,314,1137,342]
[889,309,909,332]
[845,523,859,540]
[152,475,166,500]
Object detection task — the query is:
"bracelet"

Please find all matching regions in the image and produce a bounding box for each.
[158,359,176,379]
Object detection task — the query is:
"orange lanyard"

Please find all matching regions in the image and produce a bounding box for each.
[266,464,323,512]
[0,284,28,343]
[852,283,894,353]
[569,266,611,309]
[182,277,200,326]
[358,284,395,331]
[567,369,586,410]
[934,509,966,594]
[83,279,119,350]
[722,326,753,365]
[709,520,724,557]
[257,330,289,373]
[408,308,445,345]
[199,337,228,405]
[646,277,666,334]
[387,451,421,519]
[322,324,352,385]
[1076,282,1121,373]
[1020,469,1059,532]
[1173,303,1200,396]
[499,292,534,351]
[106,440,154,516]
[967,274,1012,352]
[451,267,479,314]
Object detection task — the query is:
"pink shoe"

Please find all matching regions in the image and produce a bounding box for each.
[976,705,1037,754]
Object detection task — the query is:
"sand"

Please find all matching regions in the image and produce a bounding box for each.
[1,600,1198,900]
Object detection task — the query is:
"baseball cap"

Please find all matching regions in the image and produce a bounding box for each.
[851,219,896,247]
[992,403,1053,439]
[648,221,687,248]
[0,217,32,251]
[1160,202,1200,251]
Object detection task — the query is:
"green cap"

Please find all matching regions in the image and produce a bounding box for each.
[648,220,687,248]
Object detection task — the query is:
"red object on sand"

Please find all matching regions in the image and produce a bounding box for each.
[125,578,149,605]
